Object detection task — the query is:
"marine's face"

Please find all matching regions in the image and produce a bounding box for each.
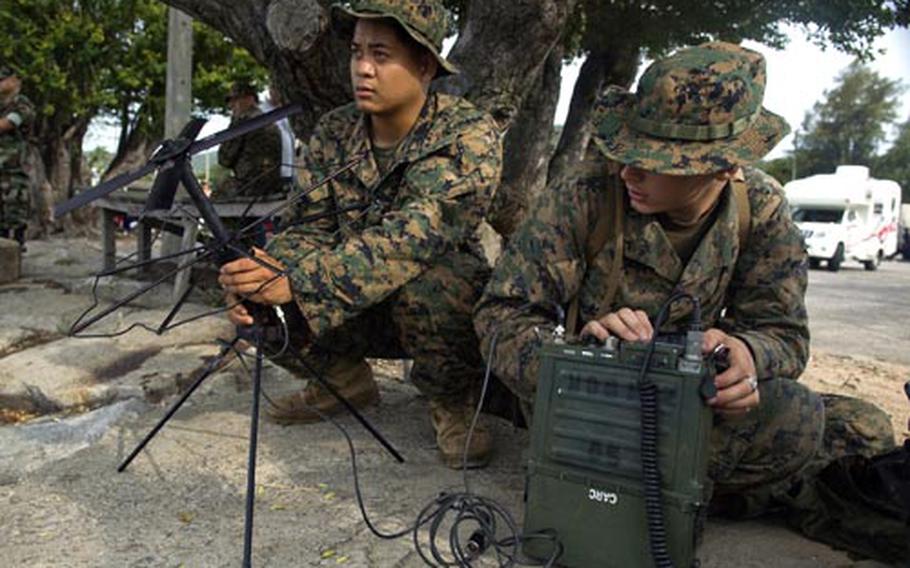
[228,94,256,116]
[0,75,20,97]
[620,165,723,216]
[349,19,433,116]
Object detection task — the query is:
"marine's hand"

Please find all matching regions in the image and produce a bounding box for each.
[225,293,254,327]
[219,248,293,305]
[702,328,760,416]
[580,307,654,343]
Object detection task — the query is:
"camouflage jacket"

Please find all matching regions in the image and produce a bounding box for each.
[0,93,35,170]
[268,92,502,337]
[217,105,283,195]
[474,159,809,401]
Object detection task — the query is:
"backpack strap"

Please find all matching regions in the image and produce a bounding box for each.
[731,169,751,253]
[565,175,624,334]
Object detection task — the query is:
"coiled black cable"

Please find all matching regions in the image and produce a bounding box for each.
[638,291,701,568]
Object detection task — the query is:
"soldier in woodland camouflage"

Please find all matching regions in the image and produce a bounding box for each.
[217,81,284,201]
[0,66,35,249]
[219,0,503,468]
[475,42,906,562]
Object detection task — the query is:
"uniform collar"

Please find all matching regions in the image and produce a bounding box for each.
[622,182,739,285]
[344,92,463,190]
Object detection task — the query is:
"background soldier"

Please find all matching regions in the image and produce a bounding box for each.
[0,66,35,250]
[474,42,905,561]
[218,0,503,469]
[217,81,284,201]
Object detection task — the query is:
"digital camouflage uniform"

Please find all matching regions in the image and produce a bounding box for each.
[217,104,283,200]
[0,71,34,239]
[474,42,905,561]
[267,91,502,403]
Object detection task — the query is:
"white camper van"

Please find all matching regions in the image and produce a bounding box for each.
[785,165,902,271]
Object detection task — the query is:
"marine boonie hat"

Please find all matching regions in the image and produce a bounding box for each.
[593,41,789,176]
[225,81,258,103]
[0,66,15,80]
[332,0,458,77]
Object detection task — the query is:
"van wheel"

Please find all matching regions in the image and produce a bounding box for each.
[828,243,844,272]
[809,258,821,269]
[863,250,883,271]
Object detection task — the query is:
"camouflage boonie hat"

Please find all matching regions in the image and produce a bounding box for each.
[593,42,789,175]
[0,66,15,80]
[225,81,258,103]
[332,0,458,77]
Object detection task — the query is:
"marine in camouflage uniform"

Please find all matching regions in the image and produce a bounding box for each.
[0,66,35,247]
[474,42,905,561]
[217,81,283,201]
[219,0,503,468]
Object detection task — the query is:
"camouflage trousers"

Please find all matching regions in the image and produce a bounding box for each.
[709,381,906,563]
[272,249,491,404]
[0,168,30,234]
[708,380,825,513]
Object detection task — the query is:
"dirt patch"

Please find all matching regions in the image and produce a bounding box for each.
[0,408,39,425]
[93,346,163,382]
[802,350,910,441]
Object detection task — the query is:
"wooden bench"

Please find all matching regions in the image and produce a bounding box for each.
[95,188,289,301]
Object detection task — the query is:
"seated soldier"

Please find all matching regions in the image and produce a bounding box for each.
[218,0,503,468]
[217,80,285,246]
[217,80,284,201]
[474,42,905,560]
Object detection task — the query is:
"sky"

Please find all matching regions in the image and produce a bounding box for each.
[84,25,910,162]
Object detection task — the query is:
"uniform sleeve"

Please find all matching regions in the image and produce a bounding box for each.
[720,176,810,380]
[243,123,282,182]
[271,119,503,337]
[4,97,34,131]
[473,180,594,401]
[218,118,244,169]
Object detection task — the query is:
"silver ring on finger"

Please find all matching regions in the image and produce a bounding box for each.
[745,375,758,393]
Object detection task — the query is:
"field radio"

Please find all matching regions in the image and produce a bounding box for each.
[523,329,718,567]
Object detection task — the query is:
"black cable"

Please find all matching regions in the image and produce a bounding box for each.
[637,291,701,568]
[260,301,565,567]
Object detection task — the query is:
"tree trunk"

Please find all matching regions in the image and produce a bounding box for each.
[104,109,159,182]
[488,45,563,238]
[438,0,577,129]
[22,144,53,238]
[547,44,639,190]
[39,117,94,233]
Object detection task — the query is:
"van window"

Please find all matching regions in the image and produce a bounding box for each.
[792,208,844,223]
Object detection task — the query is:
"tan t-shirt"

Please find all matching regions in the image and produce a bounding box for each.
[660,202,721,265]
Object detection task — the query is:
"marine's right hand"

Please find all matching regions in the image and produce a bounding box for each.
[580,307,654,343]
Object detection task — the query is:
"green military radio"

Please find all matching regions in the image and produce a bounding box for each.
[523,327,718,568]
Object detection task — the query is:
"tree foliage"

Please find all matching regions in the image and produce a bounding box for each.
[796,62,904,176]
[876,117,910,202]
[1,0,266,208]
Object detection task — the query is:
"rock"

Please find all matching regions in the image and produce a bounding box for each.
[0,238,21,284]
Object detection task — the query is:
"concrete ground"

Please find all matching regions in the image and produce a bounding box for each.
[806,260,910,365]
[0,237,905,567]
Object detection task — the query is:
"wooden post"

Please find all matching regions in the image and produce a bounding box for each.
[163,8,199,301]
[161,8,194,262]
